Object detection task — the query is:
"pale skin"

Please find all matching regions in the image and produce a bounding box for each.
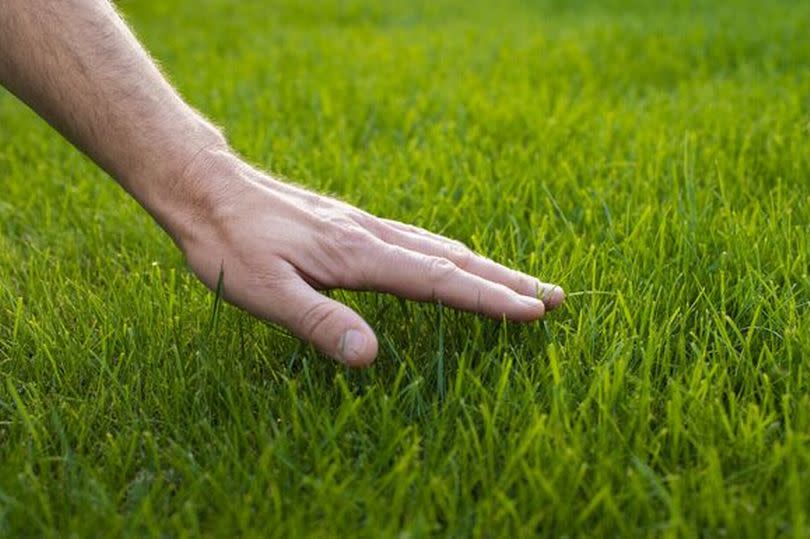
[0,0,565,367]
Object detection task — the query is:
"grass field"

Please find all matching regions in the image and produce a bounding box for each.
[1,0,810,536]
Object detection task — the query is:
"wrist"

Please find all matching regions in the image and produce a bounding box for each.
[136,122,240,251]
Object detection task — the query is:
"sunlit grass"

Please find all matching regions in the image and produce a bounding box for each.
[1,0,809,536]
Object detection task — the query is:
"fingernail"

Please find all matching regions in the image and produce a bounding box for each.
[539,284,566,310]
[339,329,366,364]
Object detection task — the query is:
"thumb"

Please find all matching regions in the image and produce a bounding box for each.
[275,276,379,367]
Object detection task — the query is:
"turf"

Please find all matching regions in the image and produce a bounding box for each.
[1,0,809,536]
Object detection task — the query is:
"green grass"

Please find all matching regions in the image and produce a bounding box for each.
[1,0,810,536]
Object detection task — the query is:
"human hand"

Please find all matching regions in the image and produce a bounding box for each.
[164,148,565,367]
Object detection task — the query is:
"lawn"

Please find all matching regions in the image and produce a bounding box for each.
[1,0,809,536]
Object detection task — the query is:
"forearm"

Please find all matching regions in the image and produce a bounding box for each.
[0,0,225,229]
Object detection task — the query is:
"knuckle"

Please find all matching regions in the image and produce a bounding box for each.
[302,191,328,209]
[426,256,458,282]
[349,209,378,231]
[298,300,340,339]
[314,212,379,288]
[320,216,371,257]
[447,241,473,269]
[333,225,367,251]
